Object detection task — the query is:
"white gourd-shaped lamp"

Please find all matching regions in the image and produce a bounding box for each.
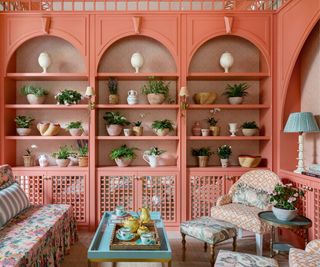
[219,51,234,73]
[131,52,144,73]
[38,52,51,73]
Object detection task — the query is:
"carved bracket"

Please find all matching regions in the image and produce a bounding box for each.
[224,16,233,34]
[132,16,141,34]
[41,16,51,34]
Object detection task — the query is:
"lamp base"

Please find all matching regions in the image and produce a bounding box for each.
[294,167,305,174]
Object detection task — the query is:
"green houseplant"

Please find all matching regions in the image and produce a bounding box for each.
[109,144,137,167]
[55,89,83,105]
[223,83,249,104]
[66,121,84,136]
[52,145,77,167]
[103,111,130,136]
[141,77,170,105]
[78,143,88,167]
[132,121,143,136]
[192,147,213,167]
[151,119,174,136]
[241,121,259,136]
[217,145,232,167]
[15,115,34,136]
[207,116,220,136]
[143,146,165,168]
[20,85,49,104]
[108,78,119,104]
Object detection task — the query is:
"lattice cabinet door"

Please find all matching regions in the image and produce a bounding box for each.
[309,180,320,240]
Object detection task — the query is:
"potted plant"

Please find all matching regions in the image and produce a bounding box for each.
[103,111,130,136]
[108,78,119,104]
[55,89,83,105]
[23,145,37,167]
[109,144,137,167]
[270,183,305,221]
[207,117,220,136]
[78,143,88,167]
[15,115,34,136]
[223,83,249,104]
[241,121,259,136]
[66,121,84,136]
[143,146,165,168]
[52,145,76,167]
[132,121,143,136]
[192,147,213,167]
[217,145,232,167]
[20,85,49,104]
[141,77,169,105]
[151,119,174,136]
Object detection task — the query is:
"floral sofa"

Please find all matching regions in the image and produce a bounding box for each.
[0,164,77,267]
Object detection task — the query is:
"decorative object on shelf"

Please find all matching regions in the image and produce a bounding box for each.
[123,216,140,232]
[103,111,130,136]
[109,144,137,167]
[124,128,133,136]
[207,116,220,136]
[139,207,151,223]
[192,121,202,136]
[141,77,169,105]
[192,147,213,167]
[85,86,95,110]
[217,145,232,167]
[66,121,84,136]
[238,155,262,168]
[37,122,61,136]
[38,52,51,73]
[143,146,165,168]
[108,78,119,104]
[131,52,144,73]
[55,89,83,105]
[201,129,210,136]
[78,143,88,167]
[241,121,259,136]
[228,123,238,137]
[23,145,37,167]
[284,112,320,173]
[219,51,234,73]
[20,85,48,105]
[193,92,217,104]
[38,154,49,167]
[127,90,139,105]
[223,83,249,104]
[137,225,149,236]
[132,121,143,136]
[15,115,34,136]
[270,183,305,221]
[179,86,189,109]
[52,145,76,167]
[151,119,174,136]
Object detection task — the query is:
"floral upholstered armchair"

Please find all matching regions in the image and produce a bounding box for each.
[211,170,282,256]
[289,239,320,267]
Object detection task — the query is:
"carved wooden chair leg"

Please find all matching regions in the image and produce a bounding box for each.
[210,244,215,267]
[181,232,186,261]
[204,242,208,252]
[233,236,237,251]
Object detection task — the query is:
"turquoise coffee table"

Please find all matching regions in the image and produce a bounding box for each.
[88,212,172,266]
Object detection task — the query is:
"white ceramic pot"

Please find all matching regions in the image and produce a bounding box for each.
[38,52,51,73]
[38,154,49,167]
[154,128,170,136]
[242,128,258,136]
[106,124,123,136]
[147,94,165,105]
[124,128,133,136]
[131,52,144,73]
[219,52,234,73]
[272,206,297,221]
[16,128,32,136]
[220,158,229,168]
[26,95,45,105]
[115,158,132,167]
[143,154,158,168]
[69,128,83,136]
[56,158,70,167]
[228,97,243,105]
[229,123,238,137]
[127,90,139,105]
[201,129,210,136]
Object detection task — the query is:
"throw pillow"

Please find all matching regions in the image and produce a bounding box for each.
[0,165,15,190]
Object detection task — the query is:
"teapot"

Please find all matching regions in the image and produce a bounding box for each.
[127,90,138,105]
[143,154,159,168]
[139,207,151,224]
[123,216,140,233]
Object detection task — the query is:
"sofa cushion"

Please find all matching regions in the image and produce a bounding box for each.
[0,183,30,227]
[0,165,15,190]
[289,248,320,267]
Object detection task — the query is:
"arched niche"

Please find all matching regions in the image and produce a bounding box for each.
[7,35,86,73]
[97,35,177,73]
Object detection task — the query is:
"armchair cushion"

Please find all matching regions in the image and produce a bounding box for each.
[0,165,15,190]
[216,194,232,206]
[289,248,320,267]
[306,239,320,254]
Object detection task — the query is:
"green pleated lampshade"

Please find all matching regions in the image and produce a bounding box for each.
[284,112,320,133]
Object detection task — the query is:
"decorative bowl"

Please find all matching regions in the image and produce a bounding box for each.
[193,92,217,104]
[37,122,61,136]
[238,155,262,168]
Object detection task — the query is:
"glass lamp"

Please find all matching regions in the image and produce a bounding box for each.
[284,112,319,173]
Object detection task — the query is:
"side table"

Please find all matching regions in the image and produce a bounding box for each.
[258,211,312,258]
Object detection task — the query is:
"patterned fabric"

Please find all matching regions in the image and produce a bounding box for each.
[305,239,320,254]
[216,195,232,206]
[0,204,78,267]
[211,203,271,234]
[232,183,270,210]
[0,183,30,227]
[215,250,279,267]
[0,165,15,190]
[180,217,237,245]
[289,248,320,267]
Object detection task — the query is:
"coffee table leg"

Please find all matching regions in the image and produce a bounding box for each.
[167,261,172,267]
[233,236,237,251]
[270,226,275,258]
[210,244,215,267]
[181,232,186,261]
[204,242,208,252]
[87,260,91,267]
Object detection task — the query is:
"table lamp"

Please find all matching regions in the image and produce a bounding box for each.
[284,112,319,173]
[179,86,189,109]
[85,86,95,110]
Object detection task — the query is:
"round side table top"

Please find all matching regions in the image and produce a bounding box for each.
[258,211,312,229]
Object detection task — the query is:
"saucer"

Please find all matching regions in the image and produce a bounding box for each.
[112,210,128,217]
[116,232,135,241]
[136,238,156,245]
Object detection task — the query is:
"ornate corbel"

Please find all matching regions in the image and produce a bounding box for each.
[224,16,233,34]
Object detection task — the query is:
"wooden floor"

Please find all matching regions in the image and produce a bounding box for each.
[62,231,289,267]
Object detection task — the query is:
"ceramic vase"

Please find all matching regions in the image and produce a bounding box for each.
[272,206,297,221]
[228,97,243,105]
[219,52,234,73]
[56,158,70,167]
[242,128,258,136]
[131,52,144,73]
[192,122,201,136]
[147,94,165,105]
[229,123,238,136]
[143,154,158,168]
[27,95,45,105]
[201,129,210,136]
[17,128,32,136]
[69,128,83,136]
[106,124,123,136]
[210,126,220,136]
[38,154,49,167]
[115,158,132,167]
[154,128,170,136]
[127,90,138,105]
[38,52,51,73]
[220,158,229,168]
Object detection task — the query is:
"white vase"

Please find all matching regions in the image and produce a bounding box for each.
[69,128,83,136]
[228,97,243,105]
[16,128,32,136]
[27,95,45,105]
[220,158,229,168]
[56,158,70,167]
[131,52,144,73]
[220,52,234,73]
[229,123,238,136]
[38,154,49,167]
[38,52,51,73]
[143,154,159,168]
[115,158,132,167]
[242,128,258,136]
[127,90,139,105]
[272,206,298,221]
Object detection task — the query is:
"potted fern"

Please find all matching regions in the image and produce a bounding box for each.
[52,145,76,167]
[132,121,143,136]
[151,119,174,136]
[141,77,169,105]
[20,85,48,104]
[207,116,220,136]
[223,83,249,104]
[78,143,88,167]
[15,115,34,136]
[192,147,213,167]
[241,121,259,136]
[108,78,119,104]
[103,111,130,136]
[217,145,232,167]
[66,121,84,136]
[109,145,137,167]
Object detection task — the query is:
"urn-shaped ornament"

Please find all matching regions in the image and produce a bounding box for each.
[219,52,234,73]
[131,52,144,73]
[38,52,51,73]
[127,90,139,105]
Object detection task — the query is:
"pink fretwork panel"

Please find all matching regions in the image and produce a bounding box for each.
[141,175,176,222]
[15,175,44,205]
[312,185,320,240]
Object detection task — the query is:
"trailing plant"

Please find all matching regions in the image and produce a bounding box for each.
[24,144,37,156]
[217,145,232,159]
[145,146,165,156]
[66,121,83,130]
[78,143,88,157]
[270,183,305,210]
[15,115,34,128]
[103,112,130,126]
[133,121,142,127]
[20,85,48,96]
[151,119,174,131]
[223,83,249,98]
[207,117,218,127]
[108,78,118,95]
[55,89,83,105]
[109,145,137,160]
[52,145,76,160]
[141,77,170,98]
[241,121,259,129]
[192,147,213,157]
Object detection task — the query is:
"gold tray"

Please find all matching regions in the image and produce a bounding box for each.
[110,222,161,250]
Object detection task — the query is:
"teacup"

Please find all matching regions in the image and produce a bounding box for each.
[115,205,125,216]
[118,227,132,239]
[140,232,155,245]
[124,128,132,136]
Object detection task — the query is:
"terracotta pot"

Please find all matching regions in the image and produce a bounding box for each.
[23,155,35,167]
[109,94,119,104]
[242,128,258,136]
[78,156,88,167]
[147,94,165,105]
[106,124,123,136]
[228,97,243,105]
[220,158,229,168]
[192,122,201,136]
[115,158,132,167]
[210,126,220,136]
[272,206,297,221]
[198,156,209,167]
[26,94,45,105]
[132,126,143,136]
[37,122,61,136]
[69,128,83,136]
[17,128,32,136]
[56,158,70,167]
[154,128,170,136]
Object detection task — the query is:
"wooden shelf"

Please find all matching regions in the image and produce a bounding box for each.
[5,104,88,109]
[97,136,179,140]
[188,166,268,172]
[96,104,179,109]
[187,72,269,80]
[97,73,179,80]
[188,104,270,110]
[6,73,88,81]
[6,136,89,140]
[97,166,178,172]
[187,136,270,141]
[12,166,88,171]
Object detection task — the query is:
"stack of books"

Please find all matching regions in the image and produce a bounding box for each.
[302,164,320,178]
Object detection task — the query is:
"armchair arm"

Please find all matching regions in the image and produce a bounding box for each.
[289,248,320,267]
[216,194,232,206]
[306,239,320,254]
